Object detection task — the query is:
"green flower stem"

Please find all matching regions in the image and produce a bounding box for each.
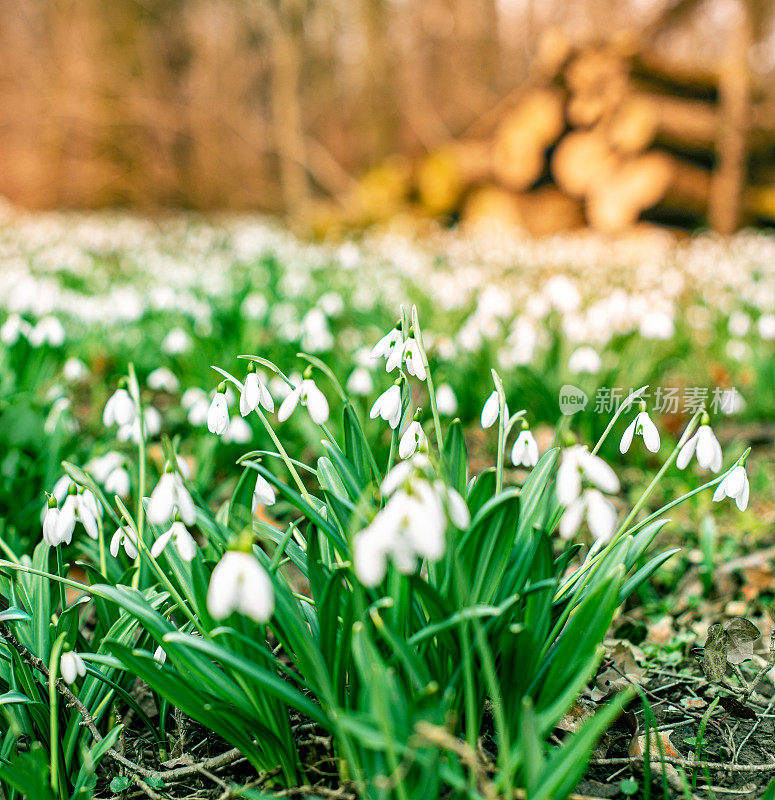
[254,408,312,504]
[55,547,67,613]
[127,364,146,590]
[96,514,107,577]
[49,632,67,792]
[410,307,444,458]
[492,370,507,494]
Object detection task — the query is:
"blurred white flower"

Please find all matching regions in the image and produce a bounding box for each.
[278,378,329,425]
[63,357,87,382]
[557,446,619,506]
[727,311,751,337]
[28,316,65,347]
[677,424,722,472]
[435,383,458,416]
[110,525,138,559]
[60,651,86,685]
[346,367,374,396]
[713,464,749,511]
[207,390,229,435]
[117,406,162,444]
[147,471,196,526]
[568,346,602,375]
[161,327,191,355]
[151,520,196,562]
[104,467,131,497]
[1,314,31,345]
[370,384,402,429]
[511,428,539,467]
[148,367,180,393]
[758,314,775,340]
[103,386,136,427]
[300,308,334,352]
[639,310,674,340]
[544,275,581,313]
[559,489,617,543]
[207,551,274,623]
[620,409,660,454]
[241,293,268,319]
[399,421,426,459]
[223,416,252,444]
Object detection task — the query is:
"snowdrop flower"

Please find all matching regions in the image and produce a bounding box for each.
[401,338,427,381]
[370,383,402,429]
[240,364,274,416]
[60,651,86,685]
[63,358,87,382]
[207,551,274,623]
[223,416,252,444]
[728,311,751,337]
[346,367,374,396]
[300,308,334,352]
[153,646,167,665]
[252,473,276,509]
[0,314,31,345]
[511,426,539,467]
[187,395,210,427]
[110,526,138,559]
[481,391,501,429]
[277,376,329,425]
[147,470,196,526]
[147,367,180,393]
[556,446,619,505]
[117,406,162,444]
[151,520,197,562]
[161,327,191,355]
[559,489,618,543]
[103,383,136,427]
[207,384,229,435]
[712,464,749,511]
[568,346,602,375]
[435,383,458,416]
[399,420,426,459]
[60,488,100,540]
[758,314,775,340]
[42,496,73,547]
[28,316,65,347]
[620,406,660,454]
[639,310,674,340]
[104,467,131,497]
[371,326,402,360]
[677,422,722,472]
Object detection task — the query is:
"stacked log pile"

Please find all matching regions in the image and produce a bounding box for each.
[327,32,775,236]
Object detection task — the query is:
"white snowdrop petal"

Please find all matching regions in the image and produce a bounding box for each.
[481,392,499,428]
[619,419,636,453]
[676,435,697,470]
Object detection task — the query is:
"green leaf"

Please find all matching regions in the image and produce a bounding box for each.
[442,419,468,494]
[620,777,639,795]
[702,623,728,681]
[110,775,132,792]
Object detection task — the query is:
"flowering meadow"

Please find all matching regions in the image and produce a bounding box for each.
[1,210,775,799]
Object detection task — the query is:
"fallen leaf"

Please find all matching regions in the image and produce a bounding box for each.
[702,623,728,681]
[557,699,596,733]
[649,616,674,644]
[724,617,760,665]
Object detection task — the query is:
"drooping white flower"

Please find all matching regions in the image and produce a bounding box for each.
[385,337,406,373]
[399,421,426,459]
[104,467,131,497]
[57,490,100,541]
[277,378,329,425]
[60,651,86,684]
[28,316,65,347]
[435,383,458,416]
[240,368,274,416]
[758,314,775,340]
[370,384,402,429]
[42,501,73,547]
[481,391,499,429]
[346,367,374,396]
[559,489,617,543]
[371,327,402,360]
[103,386,136,427]
[620,410,660,454]
[147,471,196,526]
[511,428,539,467]
[110,526,138,559]
[252,474,276,509]
[676,424,722,472]
[0,314,31,345]
[147,367,180,393]
[402,338,427,381]
[556,446,619,505]
[161,327,191,355]
[223,416,252,444]
[712,464,749,511]
[206,551,274,623]
[207,390,230,435]
[151,521,197,562]
[117,406,162,444]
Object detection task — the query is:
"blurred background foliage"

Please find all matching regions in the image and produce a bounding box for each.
[1,0,774,234]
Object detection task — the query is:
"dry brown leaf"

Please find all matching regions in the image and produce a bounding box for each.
[648,615,674,644]
[556,699,596,733]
